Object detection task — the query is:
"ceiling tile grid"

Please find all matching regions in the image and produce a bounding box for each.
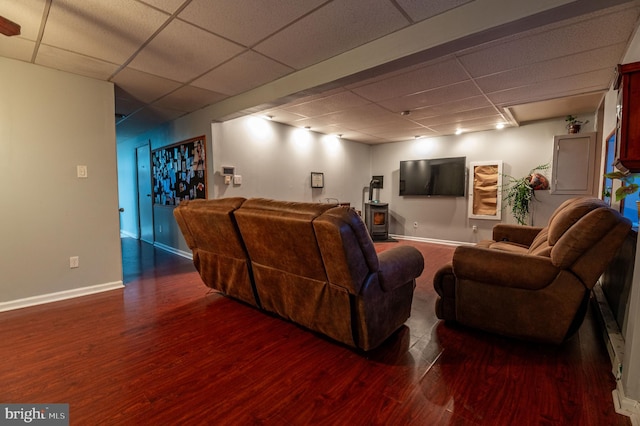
[473,43,627,94]
[177,0,328,48]
[1,0,638,142]
[191,50,294,96]
[395,0,476,23]
[377,80,483,113]
[253,0,410,70]
[350,57,469,102]
[41,0,170,64]
[487,68,614,107]
[34,45,120,80]
[456,5,639,78]
[151,85,227,112]
[126,19,245,83]
[112,67,183,104]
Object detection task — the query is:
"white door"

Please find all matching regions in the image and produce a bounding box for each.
[137,144,154,244]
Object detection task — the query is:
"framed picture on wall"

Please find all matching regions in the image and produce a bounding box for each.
[468,160,502,220]
[311,172,324,188]
[152,136,207,206]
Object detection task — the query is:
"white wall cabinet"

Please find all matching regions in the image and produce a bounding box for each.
[551,132,597,194]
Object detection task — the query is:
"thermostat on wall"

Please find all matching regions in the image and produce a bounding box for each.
[222,166,235,176]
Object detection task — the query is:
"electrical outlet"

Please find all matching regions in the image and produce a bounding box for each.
[77,165,88,178]
[472,225,478,232]
[69,256,79,268]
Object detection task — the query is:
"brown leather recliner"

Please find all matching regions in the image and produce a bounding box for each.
[174,197,425,351]
[433,197,631,344]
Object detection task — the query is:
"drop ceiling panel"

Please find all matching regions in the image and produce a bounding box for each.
[192,50,294,96]
[282,91,372,117]
[253,0,410,69]
[458,6,639,78]
[351,57,469,102]
[1,0,635,143]
[112,68,182,103]
[378,80,481,113]
[41,0,169,64]
[407,96,493,120]
[487,68,614,106]
[304,103,407,130]
[152,85,228,112]
[474,44,627,93]
[0,0,47,40]
[428,115,505,134]
[128,19,245,83]
[141,0,186,14]
[414,106,499,127]
[35,45,120,80]
[178,0,327,47]
[395,0,476,22]
[507,92,606,124]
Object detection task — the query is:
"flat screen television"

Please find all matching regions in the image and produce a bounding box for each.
[399,157,466,196]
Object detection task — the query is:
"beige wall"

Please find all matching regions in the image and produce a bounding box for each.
[0,58,122,309]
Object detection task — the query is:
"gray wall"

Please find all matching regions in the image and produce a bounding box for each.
[117,115,372,255]
[119,114,600,251]
[372,118,596,243]
[0,58,122,308]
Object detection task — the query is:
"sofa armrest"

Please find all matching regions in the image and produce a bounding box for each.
[453,245,558,290]
[492,224,543,246]
[377,245,424,292]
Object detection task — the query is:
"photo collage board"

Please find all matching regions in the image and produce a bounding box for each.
[152,136,207,206]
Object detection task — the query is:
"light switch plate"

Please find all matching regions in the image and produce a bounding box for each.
[233,175,242,185]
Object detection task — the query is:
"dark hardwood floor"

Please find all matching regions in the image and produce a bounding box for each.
[0,238,629,425]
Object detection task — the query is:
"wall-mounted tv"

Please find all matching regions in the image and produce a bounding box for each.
[399,157,466,197]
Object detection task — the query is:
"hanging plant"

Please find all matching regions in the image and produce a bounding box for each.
[604,171,640,201]
[502,164,550,225]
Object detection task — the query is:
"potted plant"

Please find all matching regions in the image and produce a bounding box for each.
[502,164,550,225]
[565,115,589,134]
[604,171,640,201]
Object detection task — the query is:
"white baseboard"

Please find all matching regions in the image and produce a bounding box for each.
[613,381,640,426]
[0,281,124,313]
[593,282,640,424]
[120,229,138,239]
[593,284,625,379]
[389,234,471,247]
[153,241,193,260]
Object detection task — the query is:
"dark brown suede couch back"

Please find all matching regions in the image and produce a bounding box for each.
[174,197,425,351]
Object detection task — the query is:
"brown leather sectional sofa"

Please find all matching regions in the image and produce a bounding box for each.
[174,197,425,351]
[433,197,631,344]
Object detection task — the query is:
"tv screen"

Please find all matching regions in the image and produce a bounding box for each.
[399,157,466,196]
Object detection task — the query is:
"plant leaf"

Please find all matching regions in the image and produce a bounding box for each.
[615,183,640,201]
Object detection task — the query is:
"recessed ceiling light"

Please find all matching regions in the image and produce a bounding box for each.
[455,129,463,135]
[496,123,505,129]
[414,135,422,139]
[401,110,411,116]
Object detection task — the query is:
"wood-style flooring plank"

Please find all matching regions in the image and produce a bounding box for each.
[0,238,629,425]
